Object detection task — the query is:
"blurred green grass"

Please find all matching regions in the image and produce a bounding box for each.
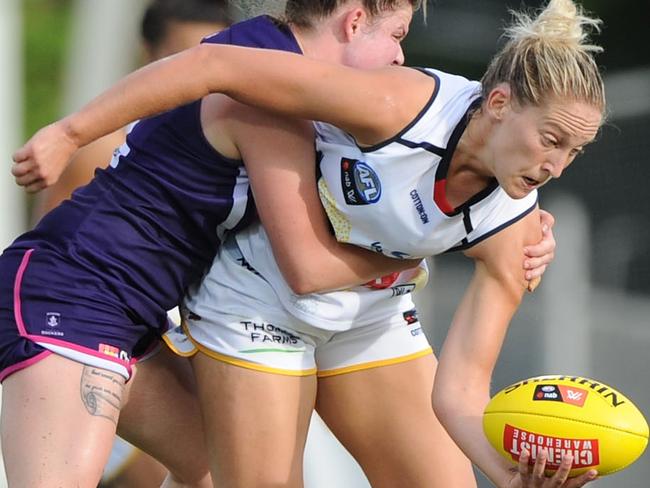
[23,0,72,138]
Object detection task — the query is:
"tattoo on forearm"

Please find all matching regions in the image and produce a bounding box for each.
[80,366,124,424]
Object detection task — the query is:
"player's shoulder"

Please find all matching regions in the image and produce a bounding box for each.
[414,68,481,107]
[201,15,300,54]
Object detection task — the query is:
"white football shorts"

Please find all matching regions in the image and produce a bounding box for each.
[165,235,432,377]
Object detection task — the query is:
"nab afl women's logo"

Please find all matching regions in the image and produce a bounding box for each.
[341,158,382,205]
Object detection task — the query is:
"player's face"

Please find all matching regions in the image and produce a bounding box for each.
[489,98,602,199]
[144,20,229,62]
[342,4,413,69]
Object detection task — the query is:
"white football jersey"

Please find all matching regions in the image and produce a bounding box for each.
[315,68,538,258]
[233,68,538,330]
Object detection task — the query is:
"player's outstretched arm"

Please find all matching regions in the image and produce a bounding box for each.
[433,208,598,487]
[432,209,542,486]
[12,44,433,191]
[12,47,217,192]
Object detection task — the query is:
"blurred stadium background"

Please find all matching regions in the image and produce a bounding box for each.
[0,0,648,486]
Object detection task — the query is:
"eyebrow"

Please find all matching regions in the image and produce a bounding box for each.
[544,121,596,145]
[544,121,573,137]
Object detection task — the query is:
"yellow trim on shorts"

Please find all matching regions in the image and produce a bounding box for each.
[161,332,197,357]
[183,323,317,377]
[316,347,433,378]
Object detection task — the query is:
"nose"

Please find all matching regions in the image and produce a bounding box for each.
[392,46,405,66]
[547,162,564,179]
[543,151,569,179]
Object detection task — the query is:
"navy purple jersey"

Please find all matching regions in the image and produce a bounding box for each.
[0,16,302,379]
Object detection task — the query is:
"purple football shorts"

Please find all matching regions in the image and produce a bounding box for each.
[0,248,162,381]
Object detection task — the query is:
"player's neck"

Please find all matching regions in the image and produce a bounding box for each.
[291,23,345,64]
[445,115,496,206]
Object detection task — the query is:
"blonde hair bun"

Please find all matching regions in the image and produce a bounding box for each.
[481,0,606,114]
[506,0,603,53]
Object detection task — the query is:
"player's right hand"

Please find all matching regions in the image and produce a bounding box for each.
[12,121,79,193]
[507,448,598,488]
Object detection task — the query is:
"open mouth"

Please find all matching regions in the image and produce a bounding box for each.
[522,176,539,188]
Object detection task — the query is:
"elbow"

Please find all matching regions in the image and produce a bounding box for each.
[275,254,328,295]
[432,370,492,424]
[432,368,465,425]
[278,256,343,295]
[285,271,341,295]
[283,271,322,296]
[432,383,456,427]
[287,279,318,296]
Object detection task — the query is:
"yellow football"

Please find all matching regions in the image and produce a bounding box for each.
[483,375,649,477]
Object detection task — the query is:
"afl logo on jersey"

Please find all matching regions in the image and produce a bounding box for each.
[341,158,381,205]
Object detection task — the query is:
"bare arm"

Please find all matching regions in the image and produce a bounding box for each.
[432,209,595,487]
[12,41,555,285]
[210,96,421,293]
[432,209,539,487]
[12,45,432,192]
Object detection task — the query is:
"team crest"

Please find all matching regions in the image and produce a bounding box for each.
[340,158,381,205]
[46,312,60,328]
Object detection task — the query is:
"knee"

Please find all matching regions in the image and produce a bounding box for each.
[168,456,213,487]
[214,465,302,488]
[163,470,213,488]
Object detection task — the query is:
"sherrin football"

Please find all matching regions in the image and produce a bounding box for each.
[483,375,649,477]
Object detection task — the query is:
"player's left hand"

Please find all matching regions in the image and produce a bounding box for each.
[523,209,556,285]
[507,448,598,488]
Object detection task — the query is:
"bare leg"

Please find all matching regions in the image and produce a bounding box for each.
[1,354,124,487]
[117,346,211,488]
[99,442,168,488]
[191,352,317,488]
[316,354,477,488]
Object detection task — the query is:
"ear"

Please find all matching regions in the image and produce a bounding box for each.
[342,8,367,41]
[485,83,513,121]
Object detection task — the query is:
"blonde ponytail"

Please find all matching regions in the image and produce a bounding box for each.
[506,0,602,54]
[482,0,605,116]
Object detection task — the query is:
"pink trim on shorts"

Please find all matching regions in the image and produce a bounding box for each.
[25,334,133,375]
[11,248,133,378]
[13,249,34,336]
[0,350,53,383]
